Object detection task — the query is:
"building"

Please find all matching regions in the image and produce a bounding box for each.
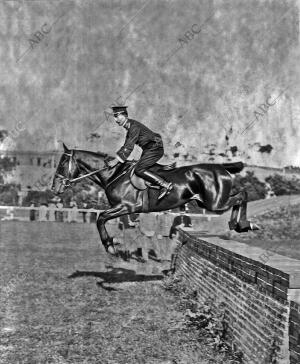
[1,150,61,190]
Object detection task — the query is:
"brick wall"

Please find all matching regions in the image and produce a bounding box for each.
[288,291,300,364]
[175,229,300,364]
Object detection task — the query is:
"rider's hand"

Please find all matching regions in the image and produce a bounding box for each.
[107,158,119,168]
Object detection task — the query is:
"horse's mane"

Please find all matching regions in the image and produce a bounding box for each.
[74,149,110,159]
[72,149,115,170]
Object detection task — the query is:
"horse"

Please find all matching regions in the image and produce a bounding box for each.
[51,144,258,255]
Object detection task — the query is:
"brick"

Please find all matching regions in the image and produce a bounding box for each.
[273,287,288,300]
[290,350,300,360]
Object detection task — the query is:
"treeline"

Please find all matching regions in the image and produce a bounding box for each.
[232,172,300,201]
[0,184,20,205]
[0,157,17,183]
[265,174,300,197]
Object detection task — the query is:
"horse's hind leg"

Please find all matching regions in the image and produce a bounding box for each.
[216,190,247,230]
[226,191,259,233]
[228,204,240,230]
[235,201,259,232]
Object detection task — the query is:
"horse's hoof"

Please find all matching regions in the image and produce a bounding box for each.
[234,221,260,233]
[130,250,146,263]
[228,221,238,230]
[107,245,117,255]
[234,221,250,233]
[250,222,260,231]
[112,237,121,246]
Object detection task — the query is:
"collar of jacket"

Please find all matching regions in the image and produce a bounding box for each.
[123,119,131,130]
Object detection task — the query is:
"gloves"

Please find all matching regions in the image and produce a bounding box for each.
[107,158,119,168]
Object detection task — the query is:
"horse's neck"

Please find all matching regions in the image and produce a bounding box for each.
[75,150,104,168]
[74,150,112,188]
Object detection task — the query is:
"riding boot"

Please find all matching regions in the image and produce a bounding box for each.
[143,171,173,200]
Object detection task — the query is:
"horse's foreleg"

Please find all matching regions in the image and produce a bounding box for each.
[96,204,129,253]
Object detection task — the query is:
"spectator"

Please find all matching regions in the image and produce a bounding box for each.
[80,202,88,223]
[2,206,15,221]
[156,210,175,260]
[118,213,139,230]
[39,202,48,222]
[139,213,161,261]
[169,205,192,238]
[29,202,36,221]
[48,200,56,222]
[56,199,64,222]
[68,199,78,223]
[89,210,97,223]
[116,214,140,257]
[169,205,193,272]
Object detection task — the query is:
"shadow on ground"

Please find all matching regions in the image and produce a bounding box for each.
[68,267,164,290]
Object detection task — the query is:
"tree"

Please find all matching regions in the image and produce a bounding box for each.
[0,184,20,205]
[265,174,300,196]
[0,157,17,171]
[232,171,267,201]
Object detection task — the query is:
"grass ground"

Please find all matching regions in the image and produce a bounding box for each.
[226,203,300,260]
[0,221,233,364]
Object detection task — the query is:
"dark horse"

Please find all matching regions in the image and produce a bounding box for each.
[51,144,258,255]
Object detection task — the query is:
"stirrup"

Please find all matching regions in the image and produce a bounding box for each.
[158,183,173,200]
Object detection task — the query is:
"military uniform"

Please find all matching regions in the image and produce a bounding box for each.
[111,106,173,199]
[116,119,164,175]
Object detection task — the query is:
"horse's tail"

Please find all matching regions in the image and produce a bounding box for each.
[222,161,244,174]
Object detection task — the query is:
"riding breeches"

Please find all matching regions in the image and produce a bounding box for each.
[134,144,164,182]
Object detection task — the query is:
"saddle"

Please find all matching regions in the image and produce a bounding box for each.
[108,160,176,191]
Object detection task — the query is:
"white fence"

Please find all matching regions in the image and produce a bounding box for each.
[0,205,101,223]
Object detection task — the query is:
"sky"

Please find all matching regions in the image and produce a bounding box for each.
[0,0,299,167]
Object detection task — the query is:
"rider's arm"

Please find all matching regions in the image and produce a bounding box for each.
[116,123,140,162]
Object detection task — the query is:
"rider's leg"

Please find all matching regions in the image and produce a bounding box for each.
[143,171,173,199]
[135,147,173,200]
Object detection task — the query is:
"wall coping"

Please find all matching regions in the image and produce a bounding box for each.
[179,229,300,289]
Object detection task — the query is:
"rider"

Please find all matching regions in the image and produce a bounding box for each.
[107,105,173,200]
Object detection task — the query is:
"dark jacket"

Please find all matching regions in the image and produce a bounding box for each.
[169,214,192,238]
[116,119,163,162]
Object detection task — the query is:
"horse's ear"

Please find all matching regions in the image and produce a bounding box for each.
[63,143,70,152]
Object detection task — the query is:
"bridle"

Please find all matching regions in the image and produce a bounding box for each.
[55,151,108,189]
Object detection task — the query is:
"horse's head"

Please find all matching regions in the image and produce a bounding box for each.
[51,143,79,194]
